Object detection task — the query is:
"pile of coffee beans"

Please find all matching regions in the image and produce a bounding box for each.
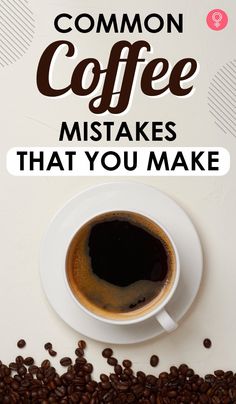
[0,339,235,403]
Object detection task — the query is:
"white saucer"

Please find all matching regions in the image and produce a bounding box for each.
[40,182,203,344]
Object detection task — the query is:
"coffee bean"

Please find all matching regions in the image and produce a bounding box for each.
[200,381,210,393]
[107,357,118,366]
[186,368,194,377]
[159,371,169,379]
[122,359,132,368]
[17,340,26,349]
[114,364,122,375]
[203,338,212,348]
[102,348,113,358]
[212,397,221,404]
[41,360,51,369]
[199,394,208,403]
[81,394,90,403]
[55,385,66,397]
[17,366,27,376]
[137,370,145,379]
[28,365,38,374]
[168,390,177,398]
[23,357,34,366]
[101,381,112,390]
[170,366,178,376]
[76,356,86,365]
[44,342,52,350]
[214,369,224,377]
[14,374,21,382]
[60,357,72,367]
[15,356,23,365]
[179,363,189,374]
[117,382,130,391]
[100,373,109,382]
[78,340,86,349]
[150,355,159,367]
[9,362,17,370]
[75,347,84,357]
[83,363,93,373]
[110,373,119,383]
[48,349,57,357]
[11,381,19,390]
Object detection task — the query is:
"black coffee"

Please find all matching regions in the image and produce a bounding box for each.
[66,211,176,320]
[88,220,168,287]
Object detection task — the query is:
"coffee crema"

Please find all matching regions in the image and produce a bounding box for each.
[66,211,176,320]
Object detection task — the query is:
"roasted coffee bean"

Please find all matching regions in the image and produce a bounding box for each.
[179,364,189,375]
[75,348,84,357]
[76,357,87,365]
[15,356,23,365]
[110,373,119,383]
[101,381,112,390]
[83,363,93,373]
[41,359,51,369]
[214,369,224,377]
[107,357,118,366]
[36,370,44,380]
[60,357,72,367]
[200,381,210,393]
[17,339,26,349]
[204,374,214,384]
[78,340,87,349]
[168,390,177,398]
[137,370,146,379]
[132,383,144,396]
[203,338,212,348]
[148,375,157,385]
[117,381,130,391]
[28,365,38,374]
[9,362,17,371]
[100,373,109,382]
[11,380,19,390]
[212,397,221,404]
[200,393,208,403]
[23,357,34,366]
[186,368,194,377]
[17,366,27,376]
[150,355,159,367]
[120,373,129,382]
[114,364,122,375]
[44,342,52,350]
[170,366,178,376]
[102,348,113,358]
[48,349,57,357]
[55,385,66,397]
[14,374,21,382]
[159,371,169,379]
[123,359,132,368]
[81,397,90,404]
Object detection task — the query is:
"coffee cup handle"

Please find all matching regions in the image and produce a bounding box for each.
[155,309,178,333]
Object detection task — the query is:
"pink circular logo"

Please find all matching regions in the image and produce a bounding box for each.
[207,9,228,31]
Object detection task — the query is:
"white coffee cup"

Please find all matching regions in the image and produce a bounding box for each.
[64,210,180,333]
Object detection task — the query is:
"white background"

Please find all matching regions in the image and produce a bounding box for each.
[1,0,236,378]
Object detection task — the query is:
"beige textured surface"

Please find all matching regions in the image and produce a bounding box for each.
[1,0,236,377]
